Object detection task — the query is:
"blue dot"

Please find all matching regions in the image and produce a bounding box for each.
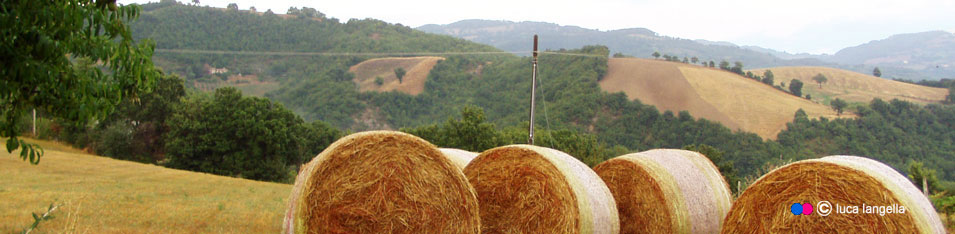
[791,203,803,215]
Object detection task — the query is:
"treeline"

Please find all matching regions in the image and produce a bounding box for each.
[28,74,341,183]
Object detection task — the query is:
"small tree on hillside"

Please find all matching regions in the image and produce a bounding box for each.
[731,61,744,75]
[719,60,730,70]
[789,79,804,97]
[652,51,660,59]
[812,73,828,88]
[394,67,406,83]
[873,67,882,77]
[374,76,384,86]
[691,57,699,64]
[830,98,848,115]
[683,57,689,63]
[762,75,774,86]
[227,3,238,11]
[763,70,775,83]
[708,61,715,68]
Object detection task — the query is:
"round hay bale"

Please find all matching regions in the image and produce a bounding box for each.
[463,144,619,234]
[283,131,480,234]
[438,148,478,170]
[593,149,733,234]
[722,155,945,233]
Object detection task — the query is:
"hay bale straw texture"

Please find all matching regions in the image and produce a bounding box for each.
[438,148,478,171]
[283,131,480,234]
[463,144,620,234]
[593,149,733,234]
[722,155,945,234]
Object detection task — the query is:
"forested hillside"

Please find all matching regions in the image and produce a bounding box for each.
[120,2,955,190]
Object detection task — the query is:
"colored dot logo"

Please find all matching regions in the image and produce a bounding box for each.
[790,202,814,215]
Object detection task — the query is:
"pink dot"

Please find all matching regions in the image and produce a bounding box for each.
[803,203,813,215]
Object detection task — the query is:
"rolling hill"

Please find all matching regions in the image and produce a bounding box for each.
[0,139,289,233]
[351,56,444,95]
[417,20,832,69]
[599,58,843,139]
[750,67,949,105]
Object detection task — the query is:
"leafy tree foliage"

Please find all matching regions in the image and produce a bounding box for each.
[873,67,882,77]
[164,88,309,182]
[652,51,660,59]
[789,79,804,97]
[762,74,774,86]
[394,67,406,83]
[92,74,186,162]
[909,161,940,194]
[830,98,848,115]
[1,1,161,163]
[812,73,828,88]
[763,70,774,83]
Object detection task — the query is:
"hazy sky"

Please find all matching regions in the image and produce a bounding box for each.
[120,0,955,54]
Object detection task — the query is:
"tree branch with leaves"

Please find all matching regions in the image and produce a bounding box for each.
[1,1,161,164]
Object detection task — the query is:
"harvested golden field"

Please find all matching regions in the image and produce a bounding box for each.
[0,139,290,233]
[351,56,444,95]
[749,66,947,104]
[600,58,842,139]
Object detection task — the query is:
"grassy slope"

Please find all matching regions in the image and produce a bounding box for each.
[351,56,444,95]
[600,58,841,139]
[0,139,289,233]
[750,66,948,105]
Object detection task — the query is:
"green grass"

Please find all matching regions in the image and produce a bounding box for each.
[0,139,290,233]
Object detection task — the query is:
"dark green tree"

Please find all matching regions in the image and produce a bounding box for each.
[763,70,774,83]
[789,79,804,97]
[812,73,828,88]
[873,67,882,77]
[402,106,504,152]
[226,3,238,11]
[731,61,744,75]
[708,61,715,68]
[1,1,161,164]
[394,67,406,83]
[164,87,306,182]
[762,74,775,86]
[830,98,848,115]
[94,74,186,162]
[652,51,660,59]
[375,76,384,86]
[300,120,342,162]
[719,60,730,70]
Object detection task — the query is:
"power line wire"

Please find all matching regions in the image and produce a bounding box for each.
[154,48,605,57]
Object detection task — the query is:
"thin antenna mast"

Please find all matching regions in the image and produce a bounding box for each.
[529,35,538,145]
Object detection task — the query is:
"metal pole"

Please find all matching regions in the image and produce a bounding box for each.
[32,109,36,136]
[528,35,538,145]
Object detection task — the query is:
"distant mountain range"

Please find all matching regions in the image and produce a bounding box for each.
[418,20,955,80]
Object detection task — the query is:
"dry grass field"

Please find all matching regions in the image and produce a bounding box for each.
[0,138,290,233]
[600,58,843,139]
[749,66,948,105]
[350,56,444,95]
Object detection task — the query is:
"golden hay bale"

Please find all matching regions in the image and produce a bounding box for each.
[722,155,945,233]
[438,148,478,171]
[463,144,620,234]
[593,149,733,234]
[282,131,480,234]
